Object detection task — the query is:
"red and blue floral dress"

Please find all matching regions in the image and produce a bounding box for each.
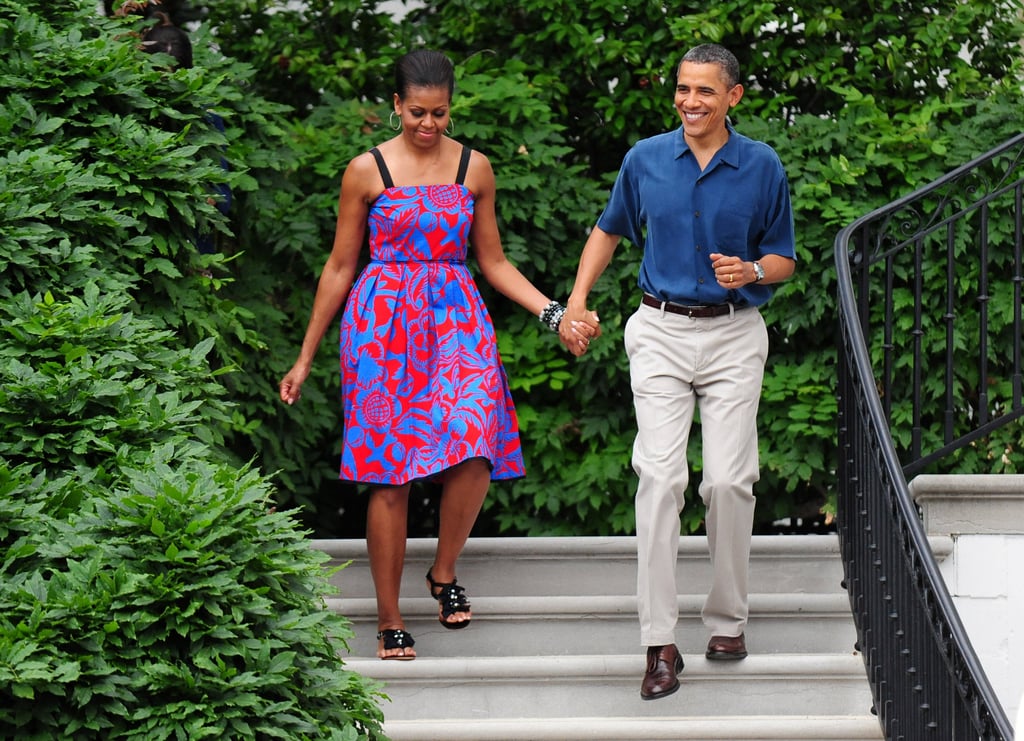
[337,146,525,486]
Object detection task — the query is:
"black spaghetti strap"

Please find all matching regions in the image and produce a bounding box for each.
[455,145,471,185]
[369,147,394,190]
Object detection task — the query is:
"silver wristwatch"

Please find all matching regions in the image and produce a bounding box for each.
[753,261,765,283]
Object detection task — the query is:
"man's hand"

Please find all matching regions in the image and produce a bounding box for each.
[710,252,753,287]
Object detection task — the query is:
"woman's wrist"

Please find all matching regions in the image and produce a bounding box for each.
[538,300,566,332]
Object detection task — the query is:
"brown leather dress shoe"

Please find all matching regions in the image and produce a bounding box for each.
[705,633,747,660]
[640,643,684,700]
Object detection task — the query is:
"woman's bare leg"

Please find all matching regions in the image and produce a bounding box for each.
[367,483,415,658]
[427,458,490,625]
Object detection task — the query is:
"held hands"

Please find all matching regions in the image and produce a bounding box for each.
[558,306,601,357]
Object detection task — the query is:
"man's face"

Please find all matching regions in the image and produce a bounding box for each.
[673,61,743,142]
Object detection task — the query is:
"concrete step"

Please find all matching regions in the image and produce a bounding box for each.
[315,535,854,598]
[314,535,886,741]
[347,654,874,720]
[379,716,884,741]
[330,593,858,658]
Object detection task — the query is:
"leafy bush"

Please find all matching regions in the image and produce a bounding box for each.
[0,457,386,740]
[0,1,386,737]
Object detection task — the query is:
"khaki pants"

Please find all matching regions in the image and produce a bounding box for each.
[624,302,768,646]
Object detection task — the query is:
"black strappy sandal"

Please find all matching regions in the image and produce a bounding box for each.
[426,568,472,630]
[376,628,416,660]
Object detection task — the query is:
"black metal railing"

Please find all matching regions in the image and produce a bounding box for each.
[835,132,1024,739]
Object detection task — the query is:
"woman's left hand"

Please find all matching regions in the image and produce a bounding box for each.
[559,310,601,357]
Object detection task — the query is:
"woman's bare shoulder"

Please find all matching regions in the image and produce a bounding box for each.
[464,146,495,195]
[341,149,388,201]
[345,149,380,178]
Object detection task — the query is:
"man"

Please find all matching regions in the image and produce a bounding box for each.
[561,43,796,701]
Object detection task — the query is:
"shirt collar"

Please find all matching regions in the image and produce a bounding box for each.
[674,123,741,169]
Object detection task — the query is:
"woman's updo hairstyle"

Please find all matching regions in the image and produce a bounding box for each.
[394,49,455,101]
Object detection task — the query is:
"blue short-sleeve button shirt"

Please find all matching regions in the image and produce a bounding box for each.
[597,124,796,307]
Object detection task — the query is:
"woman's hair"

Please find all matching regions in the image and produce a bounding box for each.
[677,43,740,88]
[140,11,193,69]
[394,49,455,101]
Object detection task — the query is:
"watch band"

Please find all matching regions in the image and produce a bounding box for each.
[753,261,765,283]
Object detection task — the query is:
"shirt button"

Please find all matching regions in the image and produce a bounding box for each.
[695,211,700,217]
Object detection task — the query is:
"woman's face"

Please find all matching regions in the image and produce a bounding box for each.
[394,86,451,147]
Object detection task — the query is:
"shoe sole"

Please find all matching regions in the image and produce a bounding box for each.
[705,651,747,660]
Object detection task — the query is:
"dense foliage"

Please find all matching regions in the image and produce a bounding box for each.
[0,1,385,738]
[5,1,1024,541]
[174,0,1023,534]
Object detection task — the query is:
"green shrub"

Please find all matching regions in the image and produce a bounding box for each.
[0,2,387,737]
[0,458,386,741]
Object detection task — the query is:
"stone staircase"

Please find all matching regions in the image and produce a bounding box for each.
[313,535,899,741]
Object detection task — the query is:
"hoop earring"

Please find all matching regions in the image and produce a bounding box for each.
[389,111,401,131]
[445,119,455,135]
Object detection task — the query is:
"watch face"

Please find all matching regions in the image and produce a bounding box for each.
[754,262,765,281]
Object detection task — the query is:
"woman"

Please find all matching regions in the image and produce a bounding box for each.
[279,49,598,660]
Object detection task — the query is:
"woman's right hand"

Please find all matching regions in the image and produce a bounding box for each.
[279,363,311,405]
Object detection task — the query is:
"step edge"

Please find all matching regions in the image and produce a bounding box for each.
[327,592,854,615]
[346,652,867,680]
[381,715,882,741]
[312,534,954,559]
[313,534,837,559]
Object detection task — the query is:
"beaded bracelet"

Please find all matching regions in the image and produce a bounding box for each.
[538,300,566,333]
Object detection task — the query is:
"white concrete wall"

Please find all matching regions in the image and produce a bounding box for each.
[940,533,1024,732]
[910,474,1024,734]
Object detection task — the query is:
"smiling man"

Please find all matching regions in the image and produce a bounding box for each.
[561,43,797,700]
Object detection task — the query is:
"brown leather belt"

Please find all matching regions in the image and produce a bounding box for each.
[641,294,734,318]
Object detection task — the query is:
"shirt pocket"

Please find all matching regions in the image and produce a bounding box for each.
[710,202,758,257]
